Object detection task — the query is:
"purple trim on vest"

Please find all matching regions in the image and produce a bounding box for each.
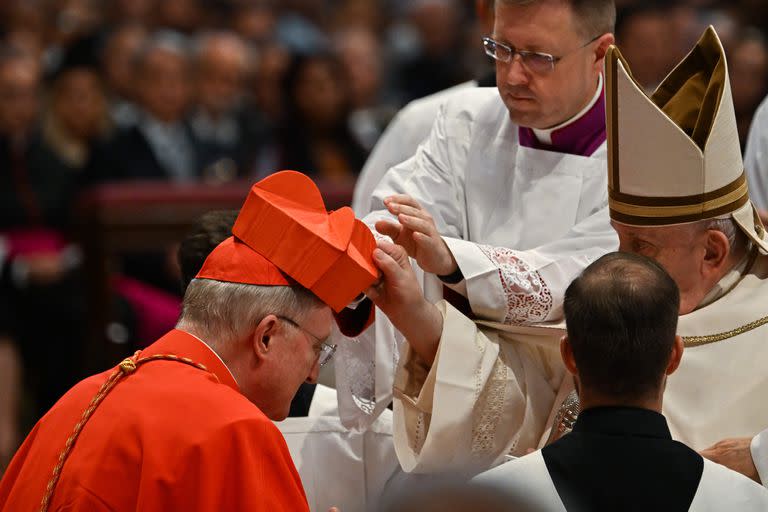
[518,83,606,157]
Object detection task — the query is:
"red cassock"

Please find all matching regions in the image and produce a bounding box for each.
[0,330,309,511]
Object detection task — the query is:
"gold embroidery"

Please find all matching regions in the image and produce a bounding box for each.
[683,314,768,347]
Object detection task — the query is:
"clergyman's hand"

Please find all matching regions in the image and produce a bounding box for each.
[374,194,458,276]
[700,437,761,483]
[366,239,443,365]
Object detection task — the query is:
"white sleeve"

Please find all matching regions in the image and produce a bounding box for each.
[750,429,768,487]
[352,107,432,216]
[361,99,468,240]
[393,301,565,474]
[745,96,768,211]
[444,207,618,324]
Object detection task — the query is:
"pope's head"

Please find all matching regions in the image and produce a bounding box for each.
[604,27,768,315]
[491,0,615,129]
[612,218,752,315]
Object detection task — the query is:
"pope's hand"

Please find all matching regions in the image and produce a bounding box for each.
[366,239,443,365]
[700,437,761,483]
[374,194,458,276]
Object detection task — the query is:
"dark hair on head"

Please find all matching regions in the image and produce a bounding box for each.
[563,251,680,401]
[178,209,239,293]
[498,0,616,37]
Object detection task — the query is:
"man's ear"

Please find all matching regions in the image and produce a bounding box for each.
[252,315,280,362]
[665,335,684,375]
[702,229,731,279]
[593,33,615,69]
[560,336,578,376]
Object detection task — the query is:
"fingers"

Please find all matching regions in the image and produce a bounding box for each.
[372,248,405,282]
[384,194,422,210]
[375,240,410,268]
[397,214,434,236]
[374,220,402,240]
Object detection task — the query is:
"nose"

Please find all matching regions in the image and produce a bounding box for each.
[502,54,529,87]
[305,359,320,384]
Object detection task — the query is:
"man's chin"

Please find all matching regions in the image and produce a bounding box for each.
[507,108,542,128]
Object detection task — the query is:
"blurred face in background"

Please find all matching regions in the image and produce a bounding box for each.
[196,35,249,118]
[252,43,289,122]
[231,4,275,43]
[103,24,147,100]
[51,69,106,140]
[730,36,768,114]
[0,57,40,137]
[334,28,382,109]
[136,47,191,124]
[292,57,345,129]
[616,10,672,91]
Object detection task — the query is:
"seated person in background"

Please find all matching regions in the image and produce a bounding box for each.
[0,171,375,511]
[87,30,198,183]
[189,32,270,182]
[472,252,768,511]
[268,52,368,182]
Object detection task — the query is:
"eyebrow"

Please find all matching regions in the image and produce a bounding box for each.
[491,35,547,53]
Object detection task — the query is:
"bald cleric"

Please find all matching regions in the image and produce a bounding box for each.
[0,171,378,511]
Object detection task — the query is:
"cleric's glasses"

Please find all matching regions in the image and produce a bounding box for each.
[482,35,601,75]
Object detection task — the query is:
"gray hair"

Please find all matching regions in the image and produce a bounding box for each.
[176,279,323,346]
[695,216,751,257]
[133,30,191,72]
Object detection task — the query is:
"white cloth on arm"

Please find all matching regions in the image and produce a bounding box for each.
[335,87,616,430]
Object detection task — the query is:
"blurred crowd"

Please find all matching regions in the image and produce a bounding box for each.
[1,0,768,473]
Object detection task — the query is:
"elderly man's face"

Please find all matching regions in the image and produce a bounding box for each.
[258,305,333,421]
[197,40,247,117]
[612,221,713,315]
[137,48,191,124]
[493,1,606,129]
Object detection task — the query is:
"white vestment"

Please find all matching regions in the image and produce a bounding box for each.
[393,250,768,476]
[745,94,768,211]
[352,81,476,216]
[473,451,768,511]
[335,86,618,430]
[276,385,401,512]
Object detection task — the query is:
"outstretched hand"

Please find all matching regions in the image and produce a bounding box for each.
[701,437,761,483]
[375,194,458,276]
[366,239,443,365]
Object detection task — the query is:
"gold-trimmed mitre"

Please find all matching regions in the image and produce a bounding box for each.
[606,26,768,253]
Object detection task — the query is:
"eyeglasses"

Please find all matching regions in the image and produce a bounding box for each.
[482,35,601,75]
[276,315,336,367]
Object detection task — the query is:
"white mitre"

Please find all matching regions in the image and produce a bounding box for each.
[606,25,768,253]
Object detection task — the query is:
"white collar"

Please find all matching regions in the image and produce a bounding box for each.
[532,74,603,145]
